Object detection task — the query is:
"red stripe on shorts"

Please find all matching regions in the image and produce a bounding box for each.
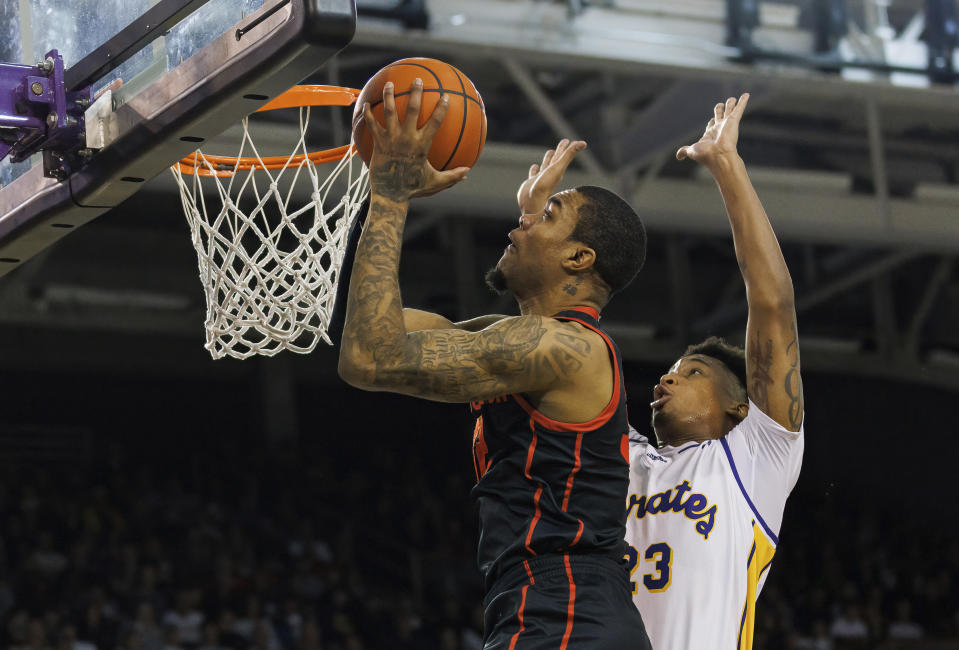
[560,554,576,649]
[508,584,530,650]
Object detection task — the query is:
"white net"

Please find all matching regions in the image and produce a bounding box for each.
[171,107,369,360]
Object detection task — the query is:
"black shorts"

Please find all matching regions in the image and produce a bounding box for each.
[482,554,651,649]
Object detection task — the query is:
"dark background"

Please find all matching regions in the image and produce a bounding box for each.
[1,344,957,649]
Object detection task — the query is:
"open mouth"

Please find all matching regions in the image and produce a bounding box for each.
[650,384,671,409]
[650,396,671,410]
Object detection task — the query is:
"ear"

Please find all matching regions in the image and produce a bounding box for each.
[726,401,748,424]
[561,245,596,273]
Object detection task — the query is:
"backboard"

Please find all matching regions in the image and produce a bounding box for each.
[0,0,356,277]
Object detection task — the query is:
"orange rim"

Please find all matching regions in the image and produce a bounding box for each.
[176,85,361,177]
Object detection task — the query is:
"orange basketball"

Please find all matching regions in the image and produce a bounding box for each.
[351,58,487,171]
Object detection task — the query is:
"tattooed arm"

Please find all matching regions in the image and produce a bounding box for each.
[678,95,803,430]
[343,313,597,403]
[337,79,595,403]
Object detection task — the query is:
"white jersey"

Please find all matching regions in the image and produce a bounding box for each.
[626,401,803,650]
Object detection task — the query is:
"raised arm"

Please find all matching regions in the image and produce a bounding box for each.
[337,81,593,403]
[677,95,803,431]
[517,138,587,216]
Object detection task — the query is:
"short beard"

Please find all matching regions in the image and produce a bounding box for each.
[485,266,508,295]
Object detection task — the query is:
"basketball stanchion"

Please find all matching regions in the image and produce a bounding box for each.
[171,85,369,360]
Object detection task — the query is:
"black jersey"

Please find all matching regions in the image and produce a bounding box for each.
[469,307,631,587]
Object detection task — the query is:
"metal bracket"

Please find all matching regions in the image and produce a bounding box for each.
[0,50,92,180]
[84,90,119,151]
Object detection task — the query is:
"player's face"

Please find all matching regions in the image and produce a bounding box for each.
[487,190,584,296]
[650,355,732,445]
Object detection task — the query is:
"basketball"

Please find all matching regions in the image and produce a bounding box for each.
[351,57,487,171]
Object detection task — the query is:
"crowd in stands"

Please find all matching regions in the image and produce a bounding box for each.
[755,493,959,649]
[0,424,956,650]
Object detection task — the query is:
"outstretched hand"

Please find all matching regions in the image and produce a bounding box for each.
[364,78,470,202]
[517,138,587,215]
[676,93,749,168]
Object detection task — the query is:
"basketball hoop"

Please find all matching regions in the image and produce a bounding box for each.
[171,85,369,360]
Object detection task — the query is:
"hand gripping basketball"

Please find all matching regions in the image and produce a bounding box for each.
[363,79,470,201]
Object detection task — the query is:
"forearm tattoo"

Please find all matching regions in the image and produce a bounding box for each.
[341,195,409,378]
[370,155,429,203]
[748,324,804,429]
[783,323,803,429]
[748,331,775,413]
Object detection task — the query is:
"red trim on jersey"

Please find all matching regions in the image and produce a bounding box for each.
[560,554,577,649]
[523,560,535,585]
[561,433,584,511]
[472,416,489,481]
[524,426,542,556]
[511,316,621,433]
[571,520,584,546]
[525,486,544,556]
[620,432,629,463]
[508,584,530,650]
[567,306,600,320]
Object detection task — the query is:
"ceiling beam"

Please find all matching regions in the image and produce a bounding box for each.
[618,79,730,174]
[904,255,954,356]
[500,57,606,175]
[796,249,922,314]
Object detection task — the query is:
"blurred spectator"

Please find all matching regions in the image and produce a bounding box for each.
[830,603,869,640]
[16,617,49,650]
[888,599,923,639]
[58,625,95,650]
[796,620,833,649]
[250,620,281,650]
[215,611,245,649]
[78,597,117,650]
[28,532,68,577]
[197,621,228,650]
[162,591,203,649]
[297,618,323,650]
[160,624,182,650]
[0,427,955,650]
[130,602,163,650]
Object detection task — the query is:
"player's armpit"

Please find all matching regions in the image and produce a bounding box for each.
[745,304,803,432]
[403,309,509,333]
[350,316,596,403]
[454,314,510,332]
[403,308,455,332]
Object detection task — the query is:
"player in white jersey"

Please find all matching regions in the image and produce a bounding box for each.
[625,94,804,650]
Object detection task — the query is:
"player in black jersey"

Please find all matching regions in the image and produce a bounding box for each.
[338,80,651,649]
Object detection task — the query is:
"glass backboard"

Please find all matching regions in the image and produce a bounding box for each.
[0,0,277,187]
[0,0,356,275]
